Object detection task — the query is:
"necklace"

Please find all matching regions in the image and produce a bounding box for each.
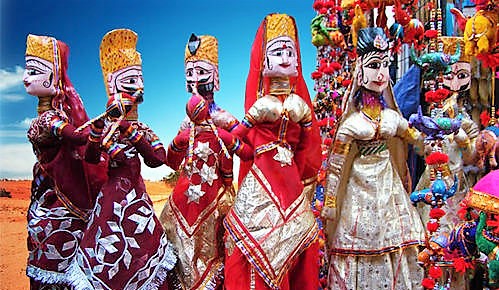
[37,95,53,114]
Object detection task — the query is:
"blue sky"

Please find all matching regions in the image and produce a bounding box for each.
[0,0,317,180]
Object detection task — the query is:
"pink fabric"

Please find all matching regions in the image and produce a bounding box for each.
[473,169,499,198]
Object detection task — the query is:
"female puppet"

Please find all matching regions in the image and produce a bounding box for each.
[322,27,425,289]
[180,34,238,132]
[23,34,106,289]
[223,13,322,289]
[160,94,252,289]
[72,29,177,290]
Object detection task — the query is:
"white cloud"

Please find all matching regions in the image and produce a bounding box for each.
[0,143,35,179]
[0,130,28,138]
[0,66,24,91]
[0,66,26,103]
[0,93,25,102]
[18,117,35,129]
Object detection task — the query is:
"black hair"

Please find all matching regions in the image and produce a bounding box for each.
[357,27,389,58]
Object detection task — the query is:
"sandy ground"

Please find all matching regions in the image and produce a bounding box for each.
[0,179,172,290]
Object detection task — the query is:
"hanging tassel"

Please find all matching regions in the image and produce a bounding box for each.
[186,121,195,167]
[208,119,231,159]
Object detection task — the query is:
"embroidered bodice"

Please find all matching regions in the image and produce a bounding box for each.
[249,93,311,124]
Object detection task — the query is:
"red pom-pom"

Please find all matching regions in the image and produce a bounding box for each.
[323,66,335,74]
[425,152,449,165]
[453,257,467,273]
[434,88,451,101]
[335,108,343,117]
[430,208,446,219]
[429,266,443,279]
[427,221,439,232]
[476,52,499,68]
[424,29,439,39]
[324,138,332,146]
[422,278,436,289]
[486,215,499,235]
[330,62,342,71]
[480,110,491,127]
[312,71,323,80]
[424,91,436,103]
[313,0,324,11]
[425,88,450,103]
[457,206,468,221]
[319,7,328,14]
[341,79,352,87]
[324,0,336,9]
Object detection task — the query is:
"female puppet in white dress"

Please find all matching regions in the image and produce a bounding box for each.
[322,27,426,290]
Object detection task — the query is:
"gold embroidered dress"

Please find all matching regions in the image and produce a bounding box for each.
[325,106,425,289]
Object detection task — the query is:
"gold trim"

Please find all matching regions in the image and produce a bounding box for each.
[100,29,141,94]
[26,34,55,62]
[325,195,336,208]
[37,96,53,114]
[489,246,499,261]
[302,176,317,186]
[265,14,296,42]
[332,140,351,155]
[465,189,499,214]
[439,36,470,63]
[184,35,218,66]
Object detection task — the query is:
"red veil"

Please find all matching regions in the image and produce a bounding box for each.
[239,13,322,185]
[50,40,89,128]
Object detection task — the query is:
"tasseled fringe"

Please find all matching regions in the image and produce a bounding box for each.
[27,261,93,290]
[145,242,178,290]
[60,241,178,290]
[202,263,225,290]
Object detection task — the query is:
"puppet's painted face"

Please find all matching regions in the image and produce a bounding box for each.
[443,62,471,92]
[263,36,298,77]
[358,51,390,93]
[185,60,219,96]
[23,56,57,97]
[107,65,144,101]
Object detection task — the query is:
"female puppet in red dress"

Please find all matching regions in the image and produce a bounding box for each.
[23,34,107,289]
[72,29,178,290]
[223,13,322,290]
[160,94,252,289]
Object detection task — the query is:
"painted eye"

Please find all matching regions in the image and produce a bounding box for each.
[367,62,381,69]
[458,72,470,79]
[27,69,39,76]
[276,51,282,57]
